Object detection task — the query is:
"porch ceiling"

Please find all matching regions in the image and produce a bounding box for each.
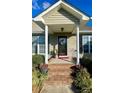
[48,24,75,34]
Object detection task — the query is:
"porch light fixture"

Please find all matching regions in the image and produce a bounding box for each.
[61,27,64,32]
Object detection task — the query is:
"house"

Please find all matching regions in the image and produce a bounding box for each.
[32,0,92,65]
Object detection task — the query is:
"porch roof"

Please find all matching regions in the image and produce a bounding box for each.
[33,0,90,24]
[32,21,44,34]
[32,21,92,34]
[32,0,92,34]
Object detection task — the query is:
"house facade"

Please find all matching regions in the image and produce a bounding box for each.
[32,0,92,65]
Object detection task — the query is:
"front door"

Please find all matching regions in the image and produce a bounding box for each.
[58,36,67,56]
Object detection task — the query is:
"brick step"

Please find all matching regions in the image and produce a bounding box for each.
[45,75,73,85]
[48,69,72,73]
[44,79,73,85]
[48,65,73,67]
[48,72,72,76]
[48,69,72,76]
[48,67,72,70]
[48,68,72,71]
[47,75,72,80]
[48,69,72,71]
[48,64,74,69]
[48,67,73,72]
[44,64,74,85]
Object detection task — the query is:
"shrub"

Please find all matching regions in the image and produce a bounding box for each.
[32,69,47,86]
[32,68,47,93]
[32,55,45,65]
[74,68,92,93]
[80,54,92,76]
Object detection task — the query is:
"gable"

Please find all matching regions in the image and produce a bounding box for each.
[34,0,89,23]
[43,8,79,24]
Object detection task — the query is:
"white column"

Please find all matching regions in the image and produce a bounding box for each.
[45,25,48,64]
[89,36,90,54]
[37,43,40,54]
[76,24,80,65]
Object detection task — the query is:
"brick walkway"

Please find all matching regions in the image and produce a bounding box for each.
[41,64,79,93]
[45,64,74,85]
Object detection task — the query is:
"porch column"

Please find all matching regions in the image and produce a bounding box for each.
[76,24,80,65]
[45,25,48,64]
[37,42,40,54]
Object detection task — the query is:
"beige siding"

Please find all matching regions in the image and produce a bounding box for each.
[67,35,76,57]
[32,21,44,33]
[44,8,79,24]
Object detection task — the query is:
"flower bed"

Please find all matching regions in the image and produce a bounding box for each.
[71,65,92,93]
[32,55,48,93]
[32,68,47,93]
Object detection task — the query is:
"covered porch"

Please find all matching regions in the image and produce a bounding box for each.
[32,21,92,65]
[32,23,81,64]
[32,0,91,65]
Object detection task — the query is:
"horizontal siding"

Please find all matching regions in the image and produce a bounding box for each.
[32,21,44,33]
[44,8,79,24]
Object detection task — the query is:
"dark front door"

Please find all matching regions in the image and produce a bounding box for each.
[58,36,67,56]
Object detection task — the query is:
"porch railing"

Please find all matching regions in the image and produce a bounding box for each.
[39,44,45,53]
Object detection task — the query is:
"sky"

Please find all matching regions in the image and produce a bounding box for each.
[32,0,92,26]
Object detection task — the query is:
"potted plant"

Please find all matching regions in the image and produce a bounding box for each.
[39,64,48,74]
[50,51,56,58]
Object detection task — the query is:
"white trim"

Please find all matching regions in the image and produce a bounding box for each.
[80,31,92,33]
[34,0,89,21]
[62,2,82,15]
[76,24,80,65]
[33,17,46,24]
[80,30,92,32]
[61,1,89,20]
[45,25,48,64]
[34,1,61,20]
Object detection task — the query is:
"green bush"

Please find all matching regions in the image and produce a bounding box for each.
[74,68,92,93]
[32,55,45,65]
[32,68,47,86]
[80,54,92,76]
[32,56,47,93]
[32,68,47,93]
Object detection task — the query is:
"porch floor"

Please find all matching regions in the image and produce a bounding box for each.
[48,58,74,64]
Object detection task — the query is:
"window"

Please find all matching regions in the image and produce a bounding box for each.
[32,35,45,54]
[82,35,92,54]
[38,36,45,53]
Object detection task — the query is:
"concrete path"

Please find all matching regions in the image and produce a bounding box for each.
[41,85,79,93]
